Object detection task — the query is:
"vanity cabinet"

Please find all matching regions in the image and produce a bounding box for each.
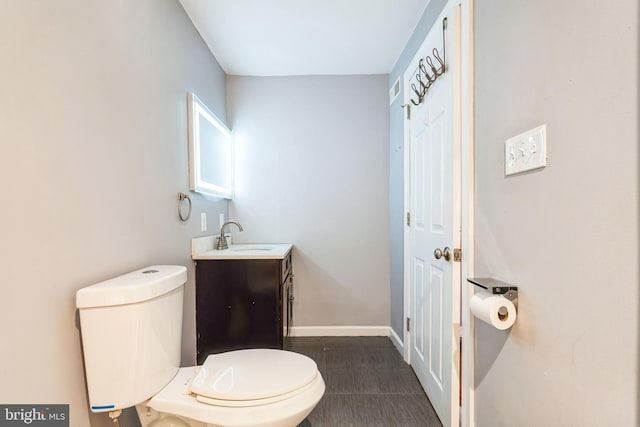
[195,252,292,364]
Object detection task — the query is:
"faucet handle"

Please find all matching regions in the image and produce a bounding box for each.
[215,234,229,250]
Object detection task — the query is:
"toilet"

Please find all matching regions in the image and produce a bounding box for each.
[76,265,324,427]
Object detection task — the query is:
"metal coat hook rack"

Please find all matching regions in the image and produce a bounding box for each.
[409,17,448,106]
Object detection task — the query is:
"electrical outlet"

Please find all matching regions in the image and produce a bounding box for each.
[200,213,207,231]
[505,124,547,176]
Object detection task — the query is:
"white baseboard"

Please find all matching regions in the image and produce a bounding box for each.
[289,326,391,337]
[388,327,404,354]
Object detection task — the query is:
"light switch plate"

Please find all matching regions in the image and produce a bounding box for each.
[505,124,547,176]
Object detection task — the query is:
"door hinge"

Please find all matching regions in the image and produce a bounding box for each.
[406,211,411,226]
[402,103,411,120]
[454,248,462,262]
[406,317,411,332]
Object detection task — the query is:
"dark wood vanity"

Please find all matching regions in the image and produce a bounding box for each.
[194,248,293,364]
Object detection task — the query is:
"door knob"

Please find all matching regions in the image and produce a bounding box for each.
[434,247,451,261]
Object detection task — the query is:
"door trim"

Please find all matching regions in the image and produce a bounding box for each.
[459,0,475,425]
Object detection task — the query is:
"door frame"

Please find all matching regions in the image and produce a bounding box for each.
[401,0,475,425]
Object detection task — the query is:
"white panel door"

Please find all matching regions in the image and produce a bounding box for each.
[407,4,460,426]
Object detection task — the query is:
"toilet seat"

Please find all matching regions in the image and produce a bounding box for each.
[190,349,318,407]
[195,377,318,408]
[139,349,325,427]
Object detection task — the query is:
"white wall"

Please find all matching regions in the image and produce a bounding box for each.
[227,75,391,328]
[474,0,639,425]
[0,1,227,426]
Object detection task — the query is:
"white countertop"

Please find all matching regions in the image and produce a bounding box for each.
[191,236,292,260]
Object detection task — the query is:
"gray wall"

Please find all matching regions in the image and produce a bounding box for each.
[0,1,228,426]
[388,0,448,340]
[227,75,391,328]
[474,0,639,425]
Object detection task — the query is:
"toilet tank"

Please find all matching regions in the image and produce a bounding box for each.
[76,265,187,412]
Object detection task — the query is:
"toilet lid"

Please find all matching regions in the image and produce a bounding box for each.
[189,349,318,405]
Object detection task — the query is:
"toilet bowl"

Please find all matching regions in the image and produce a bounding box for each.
[136,349,325,427]
[76,266,324,427]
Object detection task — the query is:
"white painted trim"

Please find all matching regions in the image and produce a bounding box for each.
[451,7,464,427]
[289,326,390,337]
[401,33,413,367]
[389,326,404,355]
[460,0,475,426]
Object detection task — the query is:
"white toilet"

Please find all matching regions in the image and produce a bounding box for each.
[76,265,324,427]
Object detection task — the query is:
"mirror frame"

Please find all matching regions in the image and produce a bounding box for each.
[187,93,233,199]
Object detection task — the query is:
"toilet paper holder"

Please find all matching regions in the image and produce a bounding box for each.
[467,277,518,311]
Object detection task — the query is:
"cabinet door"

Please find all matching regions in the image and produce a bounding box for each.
[244,260,281,347]
[196,260,281,363]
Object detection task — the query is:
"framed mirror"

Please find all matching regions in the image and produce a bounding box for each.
[187,93,233,199]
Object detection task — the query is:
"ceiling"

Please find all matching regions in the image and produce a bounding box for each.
[178,0,430,76]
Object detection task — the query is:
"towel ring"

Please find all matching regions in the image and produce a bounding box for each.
[178,193,192,222]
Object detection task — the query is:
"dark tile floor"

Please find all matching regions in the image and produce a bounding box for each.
[286,336,443,427]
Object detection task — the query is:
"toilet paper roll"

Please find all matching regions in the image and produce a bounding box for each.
[470,290,516,330]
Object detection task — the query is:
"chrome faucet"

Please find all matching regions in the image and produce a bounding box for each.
[216,221,243,250]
